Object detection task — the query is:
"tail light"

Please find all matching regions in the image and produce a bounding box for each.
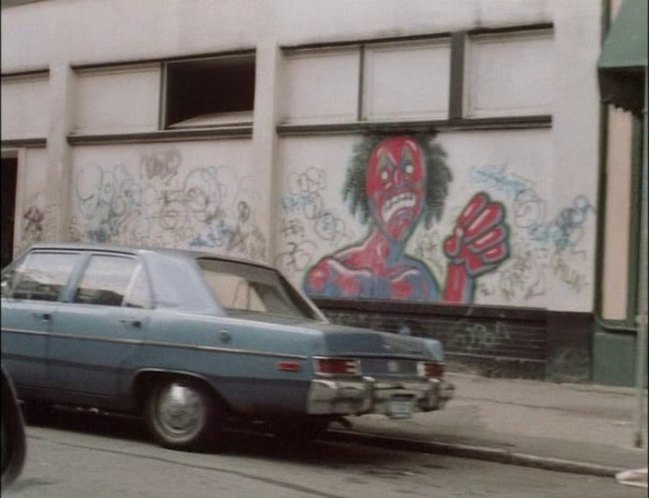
[314,357,361,376]
[418,361,444,378]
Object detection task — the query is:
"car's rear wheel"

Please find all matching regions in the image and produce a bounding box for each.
[145,379,216,450]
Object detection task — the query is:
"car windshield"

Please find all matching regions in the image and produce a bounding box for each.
[197,258,320,320]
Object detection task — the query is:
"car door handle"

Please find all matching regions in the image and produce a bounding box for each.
[119,319,141,328]
[33,312,51,322]
[218,330,231,343]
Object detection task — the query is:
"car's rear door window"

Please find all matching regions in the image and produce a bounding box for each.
[197,258,318,319]
[123,264,152,308]
[74,255,148,307]
[5,252,79,301]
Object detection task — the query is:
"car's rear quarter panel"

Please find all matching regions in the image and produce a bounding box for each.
[138,309,324,415]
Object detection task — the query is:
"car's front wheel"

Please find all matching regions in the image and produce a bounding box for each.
[145,379,216,450]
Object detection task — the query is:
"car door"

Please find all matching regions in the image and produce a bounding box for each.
[47,253,151,408]
[0,251,80,394]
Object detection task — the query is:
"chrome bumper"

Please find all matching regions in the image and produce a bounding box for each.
[306,376,455,417]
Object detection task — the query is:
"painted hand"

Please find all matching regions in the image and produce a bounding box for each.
[442,192,509,302]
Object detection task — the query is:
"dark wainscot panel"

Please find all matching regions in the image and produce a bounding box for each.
[314,298,549,380]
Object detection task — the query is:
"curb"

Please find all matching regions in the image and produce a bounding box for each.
[326,430,622,478]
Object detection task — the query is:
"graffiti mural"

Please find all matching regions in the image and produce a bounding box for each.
[70,150,266,261]
[23,204,44,243]
[470,163,595,301]
[302,135,510,303]
[20,193,57,251]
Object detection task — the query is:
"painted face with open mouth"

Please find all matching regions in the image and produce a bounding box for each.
[366,137,425,242]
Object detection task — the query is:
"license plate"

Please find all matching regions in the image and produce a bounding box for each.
[388,395,414,419]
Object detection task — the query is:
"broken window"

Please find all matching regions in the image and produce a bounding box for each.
[164,54,255,129]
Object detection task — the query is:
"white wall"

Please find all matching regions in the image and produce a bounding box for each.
[1,0,603,312]
[2,0,552,70]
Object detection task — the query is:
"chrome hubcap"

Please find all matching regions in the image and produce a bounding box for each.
[156,383,204,438]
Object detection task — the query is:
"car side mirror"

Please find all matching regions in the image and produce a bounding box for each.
[1,366,26,490]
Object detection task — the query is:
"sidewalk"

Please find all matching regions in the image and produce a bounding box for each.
[332,373,648,479]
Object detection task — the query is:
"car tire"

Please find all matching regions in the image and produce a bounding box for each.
[145,379,217,450]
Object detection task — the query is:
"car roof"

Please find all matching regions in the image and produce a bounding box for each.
[25,242,274,270]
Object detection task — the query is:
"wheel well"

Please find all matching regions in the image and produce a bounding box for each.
[133,371,231,415]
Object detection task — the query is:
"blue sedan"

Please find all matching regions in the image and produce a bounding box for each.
[1,244,453,450]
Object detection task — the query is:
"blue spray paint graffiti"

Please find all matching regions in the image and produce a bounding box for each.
[71,151,266,260]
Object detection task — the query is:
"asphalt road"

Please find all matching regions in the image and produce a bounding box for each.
[4,410,645,498]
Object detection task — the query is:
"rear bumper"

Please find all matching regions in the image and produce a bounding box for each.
[306,376,455,417]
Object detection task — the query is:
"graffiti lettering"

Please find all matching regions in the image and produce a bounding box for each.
[280,218,305,239]
[72,152,266,260]
[279,166,352,276]
[288,168,326,196]
[498,245,547,301]
[141,150,181,184]
[551,253,589,293]
[449,322,512,353]
[470,164,532,199]
[23,205,44,243]
[275,240,318,273]
[553,195,593,254]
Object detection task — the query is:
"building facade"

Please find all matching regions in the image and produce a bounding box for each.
[1,0,645,385]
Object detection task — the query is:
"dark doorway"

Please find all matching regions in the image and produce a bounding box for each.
[2,157,18,268]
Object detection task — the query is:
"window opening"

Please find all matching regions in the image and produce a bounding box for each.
[165,54,255,129]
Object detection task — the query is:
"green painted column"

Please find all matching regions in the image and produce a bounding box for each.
[633,67,647,447]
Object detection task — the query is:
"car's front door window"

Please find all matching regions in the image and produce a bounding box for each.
[7,252,79,301]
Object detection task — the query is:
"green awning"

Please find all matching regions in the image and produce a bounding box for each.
[598,0,647,116]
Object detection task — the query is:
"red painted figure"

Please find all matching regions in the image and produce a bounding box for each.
[304,136,509,303]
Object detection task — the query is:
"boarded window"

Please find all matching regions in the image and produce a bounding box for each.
[75,64,161,134]
[1,73,49,139]
[363,39,451,121]
[465,30,554,118]
[283,48,360,124]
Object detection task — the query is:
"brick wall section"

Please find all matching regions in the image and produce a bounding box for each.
[314,298,549,380]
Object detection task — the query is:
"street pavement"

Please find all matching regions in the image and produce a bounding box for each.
[330,373,648,485]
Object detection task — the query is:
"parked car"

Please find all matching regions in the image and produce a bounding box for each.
[1,365,26,490]
[0,243,453,450]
